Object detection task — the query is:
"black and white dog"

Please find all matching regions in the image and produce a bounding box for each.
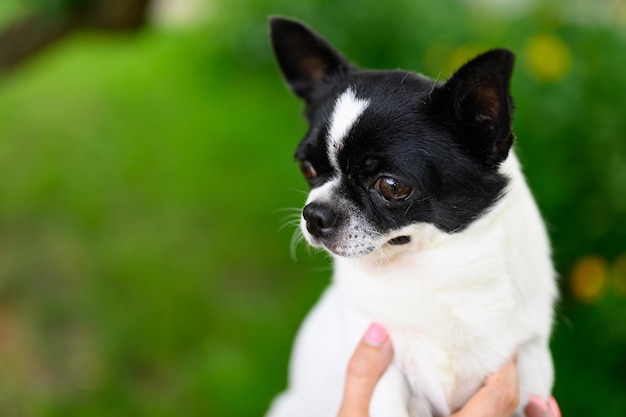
[267,17,557,417]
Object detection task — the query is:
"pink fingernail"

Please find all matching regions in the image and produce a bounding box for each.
[363,323,388,346]
[528,395,548,410]
[547,397,561,417]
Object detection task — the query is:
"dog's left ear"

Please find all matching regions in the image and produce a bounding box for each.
[269,17,352,103]
[429,49,515,168]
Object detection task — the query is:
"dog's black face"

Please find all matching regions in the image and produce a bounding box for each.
[270,17,515,257]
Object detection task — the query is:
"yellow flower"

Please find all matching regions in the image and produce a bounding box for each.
[524,34,572,82]
[570,255,608,304]
[444,44,485,77]
[612,253,626,296]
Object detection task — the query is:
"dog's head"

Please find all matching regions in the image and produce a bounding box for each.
[270,17,516,258]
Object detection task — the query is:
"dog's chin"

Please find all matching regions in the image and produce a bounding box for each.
[306,235,412,258]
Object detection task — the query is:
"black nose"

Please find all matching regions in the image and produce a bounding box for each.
[303,202,338,238]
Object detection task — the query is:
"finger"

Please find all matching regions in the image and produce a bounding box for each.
[525,396,561,417]
[337,323,394,417]
[547,397,562,417]
[452,356,519,417]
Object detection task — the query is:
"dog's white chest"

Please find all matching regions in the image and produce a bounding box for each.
[334,261,516,415]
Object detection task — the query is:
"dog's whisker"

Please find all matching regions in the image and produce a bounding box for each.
[290,228,306,261]
[278,220,300,233]
[373,243,391,268]
[278,220,301,233]
[312,264,334,273]
[362,230,391,268]
[276,207,304,233]
[428,72,442,101]
[289,188,310,196]
[277,214,302,232]
[274,207,303,214]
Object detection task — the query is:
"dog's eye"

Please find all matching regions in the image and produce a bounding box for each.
[375,177,412,201]
[299,160,318,181]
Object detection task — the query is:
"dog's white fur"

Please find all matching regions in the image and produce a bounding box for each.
[327,88,370,170]
[266,90,557,417]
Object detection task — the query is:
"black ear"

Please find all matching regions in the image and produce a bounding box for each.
[269,17,352,102]
[430,49,516,168]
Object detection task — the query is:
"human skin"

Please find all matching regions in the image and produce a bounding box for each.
[337,323,561,417]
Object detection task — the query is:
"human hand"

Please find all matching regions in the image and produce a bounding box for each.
[449,358,561,417]
[337,323,393,417]
[337,323,561,417]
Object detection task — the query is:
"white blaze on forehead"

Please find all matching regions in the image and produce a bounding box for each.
[327,88,370,169]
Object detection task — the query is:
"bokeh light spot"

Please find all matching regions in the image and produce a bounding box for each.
[612,253,626,296]
[570,255,608,304]
[444,44,485,77]
[524,33,572,82]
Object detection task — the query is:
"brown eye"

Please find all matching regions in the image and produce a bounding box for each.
[299,160,317,181]
[375,177,412,201]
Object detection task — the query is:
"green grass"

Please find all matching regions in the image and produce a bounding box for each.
[0,27,330,417]
[0,1,31,27]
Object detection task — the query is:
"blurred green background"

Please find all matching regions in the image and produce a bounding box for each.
[0,0,625,416]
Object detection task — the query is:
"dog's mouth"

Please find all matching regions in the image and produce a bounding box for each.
[388,236,411,246]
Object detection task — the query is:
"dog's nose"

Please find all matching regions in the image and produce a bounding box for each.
[303,202,338,238]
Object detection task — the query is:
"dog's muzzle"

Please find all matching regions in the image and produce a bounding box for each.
[302,202,412,254]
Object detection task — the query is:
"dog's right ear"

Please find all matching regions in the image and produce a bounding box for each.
[269,17,352,103]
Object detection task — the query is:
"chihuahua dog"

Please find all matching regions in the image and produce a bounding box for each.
[267,17,557,417]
